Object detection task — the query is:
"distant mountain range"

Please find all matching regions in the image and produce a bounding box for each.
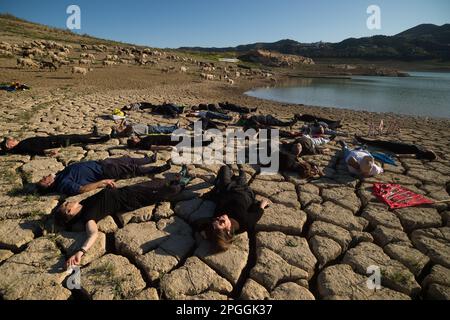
[180,24,450,60]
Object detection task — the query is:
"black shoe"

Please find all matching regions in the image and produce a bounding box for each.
[92,125,100,137]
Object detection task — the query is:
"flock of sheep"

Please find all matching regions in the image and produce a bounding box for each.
[0,39,277,83]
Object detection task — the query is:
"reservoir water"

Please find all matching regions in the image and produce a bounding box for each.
[245,72,450,119]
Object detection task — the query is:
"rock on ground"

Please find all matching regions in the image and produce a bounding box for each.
[80,254,147,300]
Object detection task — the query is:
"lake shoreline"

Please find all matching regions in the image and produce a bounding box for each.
[245,71,450,120]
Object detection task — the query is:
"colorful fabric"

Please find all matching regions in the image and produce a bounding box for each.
[372,152,397,166]
[372,183,434,209]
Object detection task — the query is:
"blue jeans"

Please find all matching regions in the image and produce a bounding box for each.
[148,125,178,134]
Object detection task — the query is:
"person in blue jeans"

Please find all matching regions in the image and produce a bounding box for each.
[339,141,383,178]
[111,119,179,138]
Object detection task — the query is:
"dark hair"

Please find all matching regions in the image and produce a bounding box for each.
[36,182,52,195]
[53,205,68,228]
[205,218,239,252]
[205,225,233,252]
[127,138,138,148]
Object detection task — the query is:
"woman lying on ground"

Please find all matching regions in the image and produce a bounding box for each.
[186,110,233,122]
[236,114,297,130]
[127,134,213,151]
[55,166,193,268]
[0,127,109,156]
[121,102,185,118]
[295,114,342,130]
[196,165,269,252]
[355,135,437,161]
[111,118,179,138]
[339,140,383,178]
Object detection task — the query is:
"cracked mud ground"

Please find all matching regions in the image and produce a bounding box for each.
[0,59,450,301]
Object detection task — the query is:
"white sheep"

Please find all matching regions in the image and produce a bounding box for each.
[72,66,88,76]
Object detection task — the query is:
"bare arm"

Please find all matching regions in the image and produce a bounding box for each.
[66,220,99,268]
[79,180,116,194]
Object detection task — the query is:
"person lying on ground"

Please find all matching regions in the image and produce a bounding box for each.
[281,134,333,157]
[0,129,109,156]
[355,135,437,161]
[111,119,179,138]
[122,102,185,118]
[339,140,383,178]
[191,103,228,114]
[127,134,213,151]
[295,114,342,130]
[121,102,154,112]
[188,117,228,131]
[236,114,297,130]
[218,102,257,114]
[186,110,233,122]
[278,151,324,179]
[195,165,269,252]
[37,155,172,196]
[54,167,193,268]
[302,121,346,137]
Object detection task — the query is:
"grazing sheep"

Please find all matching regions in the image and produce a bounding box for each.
[17,58,39,69]
[79,59,92,65]
[87,54,95,60]
[0,49,13,57]
[103,60,115,66]
[180,66,188,73]
[227,78,235,85]
[72,66,88,76]
[120,59,129,64]
[80,53,89,58]
[200,73,214,80]
[81,44,89,51]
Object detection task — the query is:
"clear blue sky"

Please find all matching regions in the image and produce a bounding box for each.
[1,0,449,48]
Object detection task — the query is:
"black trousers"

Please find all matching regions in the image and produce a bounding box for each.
[219,102,255,114]
[61,134,110,148]
[254,115,294,127]
[100,157,169,179]
[297,114,341,130]
[355,136,435,160]
[153,104,184,118]
[193,104,228,114]
[215,165,247,192]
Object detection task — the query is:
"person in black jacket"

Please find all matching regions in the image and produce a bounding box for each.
[355,136,437,161]
[1,131,109,156]
[127,135,214,150]
[199,165,269,251]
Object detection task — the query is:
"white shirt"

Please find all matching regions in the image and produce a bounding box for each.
[345,150,383,176]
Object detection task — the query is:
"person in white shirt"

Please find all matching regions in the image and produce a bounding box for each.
[339,141,383,177]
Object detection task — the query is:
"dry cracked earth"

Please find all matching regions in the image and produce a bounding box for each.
[0,84,449,301]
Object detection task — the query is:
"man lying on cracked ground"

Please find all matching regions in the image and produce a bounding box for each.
[53,166,193,269]
[36,155,171,196]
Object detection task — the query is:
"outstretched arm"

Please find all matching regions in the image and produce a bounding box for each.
[66,220,99,268]
[79,180,116,194]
